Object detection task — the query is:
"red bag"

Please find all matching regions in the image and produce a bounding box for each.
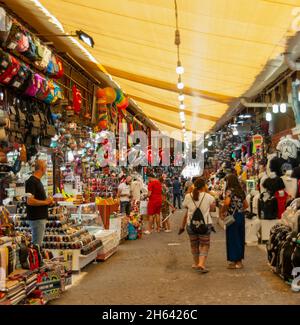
[54,56,64,79]
[0,55,20,84]
[72,84,82,114]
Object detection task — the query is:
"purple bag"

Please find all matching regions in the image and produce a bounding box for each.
[24,73,44,97]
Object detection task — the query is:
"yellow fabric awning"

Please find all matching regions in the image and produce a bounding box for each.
[5,0,300,136]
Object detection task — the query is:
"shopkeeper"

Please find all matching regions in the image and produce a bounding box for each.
[117,176,132,216]
[25,160,54,247]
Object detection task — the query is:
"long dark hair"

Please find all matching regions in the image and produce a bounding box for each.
[225,174,245,200]
[192,178,206,201]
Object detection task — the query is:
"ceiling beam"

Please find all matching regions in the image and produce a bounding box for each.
[100,65,235,104]
[128,95,219,122]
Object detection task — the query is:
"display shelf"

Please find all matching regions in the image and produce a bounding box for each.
[47,245,102,271]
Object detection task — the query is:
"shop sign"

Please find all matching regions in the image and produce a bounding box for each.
[252,134,263,153]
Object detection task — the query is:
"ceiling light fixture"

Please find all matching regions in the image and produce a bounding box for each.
[266,112,272,122]
[280,103,287,113]
[272,104,279,114]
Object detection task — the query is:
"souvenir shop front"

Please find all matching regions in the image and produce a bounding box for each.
[206,83,300,290]
[0,7,147,305]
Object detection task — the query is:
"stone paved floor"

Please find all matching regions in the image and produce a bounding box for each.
[53,211,300,305]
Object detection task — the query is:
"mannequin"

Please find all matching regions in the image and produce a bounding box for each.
[258,164,268,193]
[262,171,285,195]
[246,189,260,215]
[281,170,297,199]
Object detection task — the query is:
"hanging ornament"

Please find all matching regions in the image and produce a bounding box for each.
[72,84,82,114]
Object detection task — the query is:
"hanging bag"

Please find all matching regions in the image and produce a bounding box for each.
[0,8,12,45]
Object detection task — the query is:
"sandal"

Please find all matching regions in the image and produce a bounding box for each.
[227,263,237,269]
[235,262,244,269]
[197,266,209,274]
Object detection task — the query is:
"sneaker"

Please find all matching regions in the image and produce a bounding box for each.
[164,229,172,233]
[143,230,151,235]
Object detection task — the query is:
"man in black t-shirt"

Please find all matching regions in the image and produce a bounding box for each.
[25,160,54,246]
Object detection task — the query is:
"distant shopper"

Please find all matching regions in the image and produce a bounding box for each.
[26,160,54,246]
[117,176,132,216]
[221,174,248,269]
[179,178,216,273]
[173,177,182,209]
[131,177,143,203]
[159,177,175,233]
[145,173,162,234]
[184,179,193,194]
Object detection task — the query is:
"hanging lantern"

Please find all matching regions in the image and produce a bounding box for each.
[116,96,129,110]
[115,88,124,104]
[96,88,105,99]
[104,87,116,104]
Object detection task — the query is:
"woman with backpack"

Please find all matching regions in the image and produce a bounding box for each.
[179,178,216,273]
[221,174,248,269]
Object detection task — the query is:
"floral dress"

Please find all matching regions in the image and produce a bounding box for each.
[161,185,170,219]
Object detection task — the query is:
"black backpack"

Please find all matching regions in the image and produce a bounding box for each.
[190,193,208,235]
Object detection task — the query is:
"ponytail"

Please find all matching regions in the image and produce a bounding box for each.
[192,187,199,201]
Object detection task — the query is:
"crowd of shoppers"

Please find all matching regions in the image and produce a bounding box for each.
[117,171,248,274]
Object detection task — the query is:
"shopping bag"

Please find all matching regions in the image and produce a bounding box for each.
[139,200,148,215]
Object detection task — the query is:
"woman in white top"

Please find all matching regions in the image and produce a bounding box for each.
[179,178,216,273]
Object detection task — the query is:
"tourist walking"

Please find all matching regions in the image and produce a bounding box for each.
[159,177,175,233]
[173,177,182,209]
[221,174,248,269]
[145,173,162,234]
[179,178,216,273]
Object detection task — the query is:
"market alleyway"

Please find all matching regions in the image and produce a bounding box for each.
[52,211,300,305]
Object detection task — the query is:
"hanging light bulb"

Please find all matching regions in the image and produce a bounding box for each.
[272,104,279,114]
[177,75,184,90]
[176,61,184,75]
[179,111,185,121]
[178,93,185,101]
[177,81,184,90]
[280,103,287,113]
[233,128,238,136]
[179,102,185,110]
[266,112,272,121]
[208,141,213,147]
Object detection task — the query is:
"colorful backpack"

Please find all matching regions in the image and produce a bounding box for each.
[0,55,20,85]
[10,62,31,89]
[24,73,43,97]
[54,56,64,79]
[35,45,51,70]
[23,33,38,61]
[0,8,12,45]
[16,28,29,53]
[0,48,12,75]
[5,21,22,50]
